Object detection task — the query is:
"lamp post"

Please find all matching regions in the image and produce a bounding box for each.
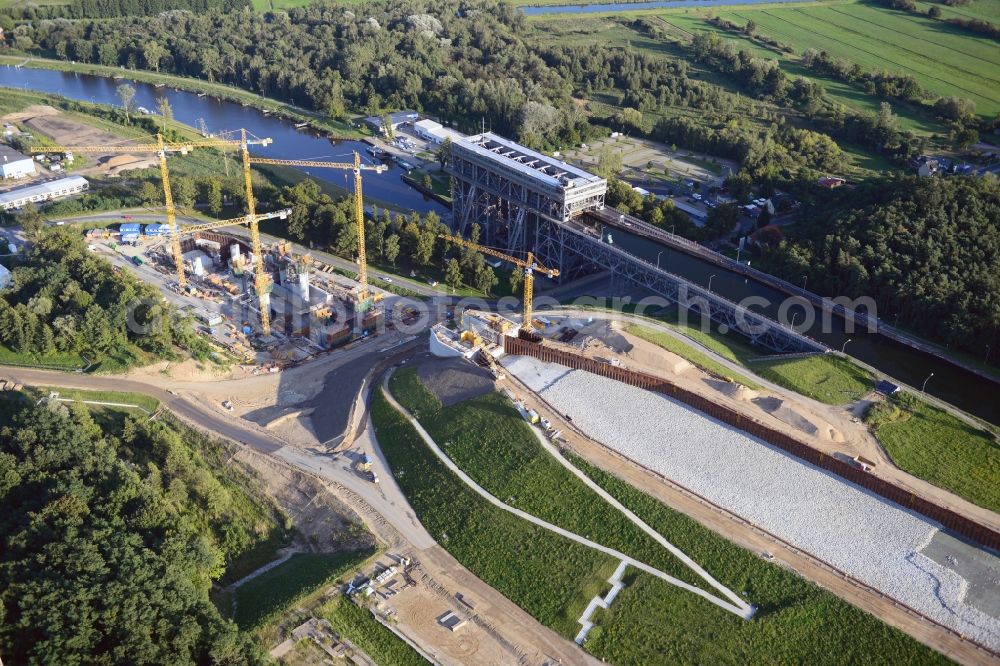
[791,311,799,329]
[708,274,716,293]
[841,338,852,353]
[656,251,663,269]
[736,246,742,264]
[802,275,808,291]
[985,345,991,364]
[921,372,934,393]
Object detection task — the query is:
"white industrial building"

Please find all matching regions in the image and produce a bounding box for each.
[0,176,89,210]
[0,145,36,180]
[413,119,465,145]
[0,263,11,290]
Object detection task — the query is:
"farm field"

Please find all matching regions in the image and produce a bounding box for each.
[675,1,1000,117]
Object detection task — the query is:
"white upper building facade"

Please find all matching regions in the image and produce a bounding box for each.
[413,118,466,145]
[0,145,36,180]
[0,176,89,210]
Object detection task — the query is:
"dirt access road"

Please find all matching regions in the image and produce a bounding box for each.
[2,362,594,666]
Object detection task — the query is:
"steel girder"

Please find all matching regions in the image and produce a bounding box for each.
[535,220,826,354]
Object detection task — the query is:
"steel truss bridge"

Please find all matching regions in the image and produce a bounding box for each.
[448,133,826,354]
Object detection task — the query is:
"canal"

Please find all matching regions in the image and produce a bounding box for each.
[3,67,997,424]
[0,66,447,215]
[602,225,999,425]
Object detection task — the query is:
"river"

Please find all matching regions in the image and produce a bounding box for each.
[3,66,997,424]
[0,66,447,215]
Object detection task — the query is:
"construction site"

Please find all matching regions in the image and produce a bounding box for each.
[8,114,998,666]
[33,128,390,367]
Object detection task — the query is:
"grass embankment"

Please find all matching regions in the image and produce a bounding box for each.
[0,55,364,137]
[387,367,947,662]
[402,167,452,203]
[233,550,375,630]
[389,368,704,586]
[319,596,426,666]
[35,386,160,413]
[371,385,615,638]
[624,323,762,389]
[612,310,870,404]
[567,453,950,664]
[0,344,85,370]
[867,392,1000,513]
[750,354,873,404]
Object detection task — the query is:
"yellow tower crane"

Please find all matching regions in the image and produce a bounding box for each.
[247,152,387,308]
[438,233,560,332]
[29,132,272,294]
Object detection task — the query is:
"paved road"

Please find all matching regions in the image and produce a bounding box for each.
[3,366,286,453]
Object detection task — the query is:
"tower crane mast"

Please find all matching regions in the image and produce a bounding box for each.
[249,152,386,307]
[29,132,272,295]
[437,233,559,331]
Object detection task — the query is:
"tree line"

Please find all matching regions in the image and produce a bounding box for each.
[753,175,1000,357]
[0,394,276,664]
[0,229,210,368]
[2,0,245,21]
[273,179,501,294]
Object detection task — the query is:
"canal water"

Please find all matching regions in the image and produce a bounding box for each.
[3,66,997,423]
[0,66,447,215]
[603,226,999,425]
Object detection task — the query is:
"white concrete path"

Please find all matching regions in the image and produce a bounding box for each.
[381,374,754,621]
[527,425,752,614]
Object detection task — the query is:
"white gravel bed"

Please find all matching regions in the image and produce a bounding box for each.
[503,355,1000,649]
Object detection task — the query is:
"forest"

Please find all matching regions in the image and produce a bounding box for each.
[0,394,280,664]
[3,0,247,21]
[8,0,883,177]
[0,229,210,369]
[753,176,1000,356]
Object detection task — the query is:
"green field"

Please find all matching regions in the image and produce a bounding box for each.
[232,550,375,630]
[319,597,426,666]
[668,1,1000,118]
[868,393,1000,513]
[750,354,873,404]
[624,323,763,388]
[372,386,615,637]
[389,369,704,586]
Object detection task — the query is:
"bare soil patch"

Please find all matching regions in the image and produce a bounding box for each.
[416,357,494,408]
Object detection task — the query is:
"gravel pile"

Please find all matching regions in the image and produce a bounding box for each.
[503,355,1000,649]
